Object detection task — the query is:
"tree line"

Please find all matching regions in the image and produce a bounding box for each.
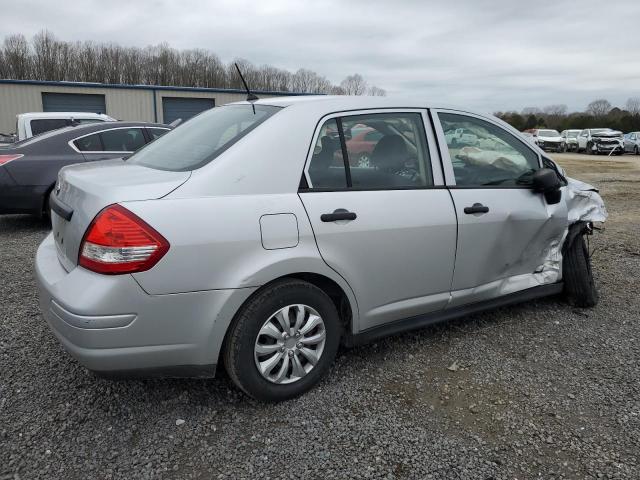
[0,31,386,96]
[495,98,640,133]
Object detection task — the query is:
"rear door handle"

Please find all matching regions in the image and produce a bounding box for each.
[463,203,489,215]
[320,209,357,222]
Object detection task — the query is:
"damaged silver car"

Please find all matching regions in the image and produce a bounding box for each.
[36,97,607,402]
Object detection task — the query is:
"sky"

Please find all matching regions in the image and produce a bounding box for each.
[1,0,639,114]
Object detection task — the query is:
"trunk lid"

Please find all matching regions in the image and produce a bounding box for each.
[51,159,190,271]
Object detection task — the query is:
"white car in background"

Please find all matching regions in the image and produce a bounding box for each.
[529,129,563,152]
[444,127,478,147]
[576,128,624,155]
[520,131,537,146]
[560,129,582,152]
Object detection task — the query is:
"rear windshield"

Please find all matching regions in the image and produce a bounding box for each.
[128,104,281,171]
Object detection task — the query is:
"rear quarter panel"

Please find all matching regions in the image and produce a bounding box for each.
[5,138,83,186]
[125,194,359,323]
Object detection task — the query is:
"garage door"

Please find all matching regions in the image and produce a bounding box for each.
[162,97,215,124]
[42,93,106,114]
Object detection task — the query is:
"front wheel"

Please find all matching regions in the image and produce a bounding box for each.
[563,235,598,308]
[223,279,341,402]
[634,146,639,155]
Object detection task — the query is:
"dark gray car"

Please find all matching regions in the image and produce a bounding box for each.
[0,121,171,216]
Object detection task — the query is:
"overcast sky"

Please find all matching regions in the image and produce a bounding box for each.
[2,0,639,113]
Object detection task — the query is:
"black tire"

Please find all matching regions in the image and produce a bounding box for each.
[634,146,639,155]
[563,235,598,308]
[587,142,595,155]
[223,279,341,402]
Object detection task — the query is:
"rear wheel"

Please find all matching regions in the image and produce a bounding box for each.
[223,279,341,402]
[563,235,598,308]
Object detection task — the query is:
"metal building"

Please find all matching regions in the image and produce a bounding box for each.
[0,79,309,134]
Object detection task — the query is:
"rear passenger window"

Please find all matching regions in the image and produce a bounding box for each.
[306,119,348,189]
[74,133,102,152]
[342,113,431,188]
[100,128,146,152]
[438,113,540,187]
[305,113,432,190]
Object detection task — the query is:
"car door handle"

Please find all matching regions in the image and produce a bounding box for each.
[463,203,489,215]
[320,209,357,222]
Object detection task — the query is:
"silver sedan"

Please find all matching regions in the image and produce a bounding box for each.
[36,96,607,401]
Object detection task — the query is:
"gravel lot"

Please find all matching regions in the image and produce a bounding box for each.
[1,153,639,479]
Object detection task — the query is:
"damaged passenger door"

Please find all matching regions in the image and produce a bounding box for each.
[432,110,568,308]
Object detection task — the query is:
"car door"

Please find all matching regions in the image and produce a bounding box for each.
[299,110,457,332]
[72,127,147,162]
[432,109,568,308]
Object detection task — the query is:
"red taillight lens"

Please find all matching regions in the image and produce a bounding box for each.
[0,154,23,166]
[79,204,169,275]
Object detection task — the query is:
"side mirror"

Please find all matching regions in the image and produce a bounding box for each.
[342,127,352,141]
[532,168,562,204]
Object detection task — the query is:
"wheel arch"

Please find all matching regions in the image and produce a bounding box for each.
[215,271,358,368]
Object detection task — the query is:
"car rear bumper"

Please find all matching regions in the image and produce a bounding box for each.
[35,233,256,376]
[0,170,48,215]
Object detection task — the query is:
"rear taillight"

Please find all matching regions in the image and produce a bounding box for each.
[0,154,23,166]
[79,204,169,275]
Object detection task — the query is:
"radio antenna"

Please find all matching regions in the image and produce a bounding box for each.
[235,62,259,114]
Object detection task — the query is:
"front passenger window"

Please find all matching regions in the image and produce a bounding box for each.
[438,113,540,187]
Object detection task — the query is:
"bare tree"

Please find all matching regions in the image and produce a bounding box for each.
[626,97,640,115]
[543,104,567,116]
[521,107,541,115]
[339,74,368,95]
[367,85,386,96]
[586,99,612,117]
[0,31,386,95]
[3,34,31,79]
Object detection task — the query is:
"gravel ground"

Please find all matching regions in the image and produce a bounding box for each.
[1,153,639,479]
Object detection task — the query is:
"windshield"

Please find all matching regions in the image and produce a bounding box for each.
[539,129,560,137]
[591,128,609,134]
[567,131,580,138]
[128,104,281,171]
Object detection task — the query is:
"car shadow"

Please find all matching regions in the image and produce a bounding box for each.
[0,214,50,233]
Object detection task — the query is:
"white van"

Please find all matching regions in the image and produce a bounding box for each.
[10,112,116,143]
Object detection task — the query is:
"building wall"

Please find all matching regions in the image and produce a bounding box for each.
[0,82,280,133]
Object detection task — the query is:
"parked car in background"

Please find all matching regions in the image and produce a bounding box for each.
[345,127,382,166]
[623,132,640,154]
[13,112,116,142]
[576,128,624,155]
[36,97,606,402]
[520,131,537,146]
[0,121,171,216]
[560,129,582,152]
[444,127,478,148]
[526,129,563,152]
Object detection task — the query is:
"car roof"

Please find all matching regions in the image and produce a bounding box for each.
[229,95,468,112]
[17,112,114,120]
